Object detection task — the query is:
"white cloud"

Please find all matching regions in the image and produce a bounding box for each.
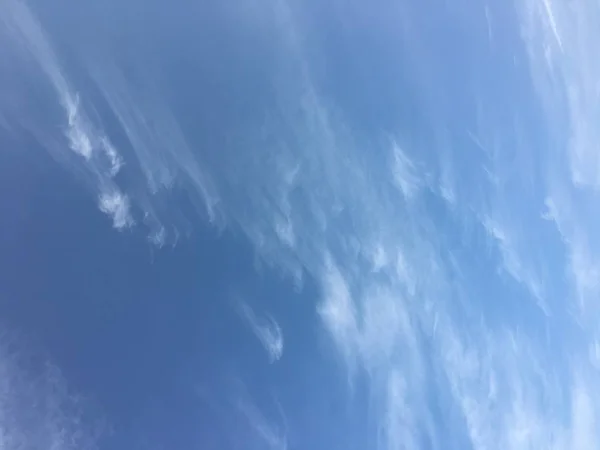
[519,0,600,344]
[570,375,598,450]
[391,141,421,200]
[384,371,417,450]
[85,64,220,224]
[274,214,295,248]
[99,190,133,229]
[438,321,565,450]
[318,255,427,449]
[64,95,93,160]
[481,215,550,316]
[100,137,124,177]
[148,225,168,248]
[0,329,99,450]
[0,0,137,231]
[519,0,600,189]
[237,398,288,450]
[238,303,284,363]
[541,0,563,50]
[317,257,359,367]
[195,376,288,450]
[0,0,219,239]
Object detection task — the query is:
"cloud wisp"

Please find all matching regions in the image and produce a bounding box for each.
[0,0,219,236]
[238,302,284,363]
[0,0,133,229]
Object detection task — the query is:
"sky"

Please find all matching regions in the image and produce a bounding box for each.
[1,0,600,449]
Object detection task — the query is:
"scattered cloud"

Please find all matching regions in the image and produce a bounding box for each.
[0,0,133,230]
[84,64,220,223]
[4,0,600,449]
[0,0,218,237]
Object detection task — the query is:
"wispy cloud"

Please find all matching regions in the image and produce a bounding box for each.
[519,0,600,189]
[0,329,101,450]
[519,0,600,327]
[0,0,132,230]
[391,141,421,200]
[0,0,217,241]
[98,190,133,229]
[237,396,288,450]
[317,256,359,367]
[84,64,220,224]
[238,302,284,363]
[196,376,289,450]
[481,214,550,315]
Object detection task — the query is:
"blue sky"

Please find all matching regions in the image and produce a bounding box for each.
[1,0,600,449]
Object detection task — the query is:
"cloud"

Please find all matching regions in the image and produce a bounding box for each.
[274,214,296,249]
[0,0,219,240]
[318,256,426,450]
[0,0,134,230]
[317,257,359,367]
[237,397,288,450]
[238,302,284,363]
[519,0,600,330]
[391,141,421,200]
[0,328,101,450]
[481,215,550,316]
[570,374,598,450]
[83,64,220,223]
[194,376,288,450]
[383,371,417,450]
[436,319,573,450]
[519,0,600,189]
[98,190,133,229]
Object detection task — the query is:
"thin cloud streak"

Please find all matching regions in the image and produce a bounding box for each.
[0,0,218,240]
[0,0,132,230]
[238,302,284,363]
